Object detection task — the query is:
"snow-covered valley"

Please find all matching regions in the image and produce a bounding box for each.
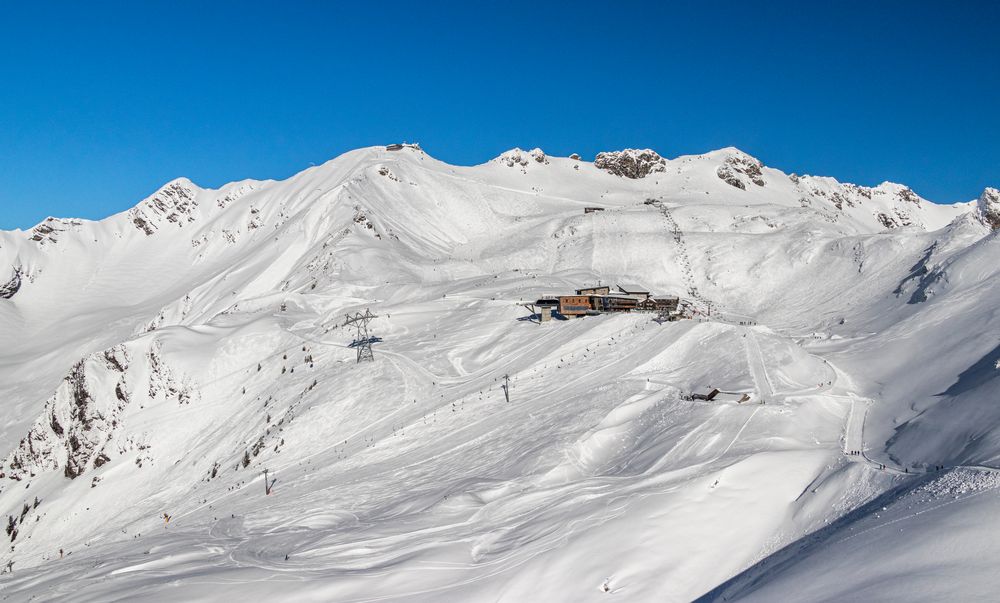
[0,144,997,601]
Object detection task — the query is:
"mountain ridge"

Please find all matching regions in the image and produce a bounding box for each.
[4,145,989,239]
[0,143,996,601]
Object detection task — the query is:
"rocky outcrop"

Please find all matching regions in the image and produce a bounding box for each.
[147,341,194,405]
[794,176,938,230]
[795,177,874,212]
[717,153,765,190]
[978,187,1000,230]
[594,149,665,178]
[3,345,130,481]
[247,207,263,231]
[214,182,258,210]
[875,209,916,230]
[717,165,745,190]
[868,185,928,229]
[495,148,547,168]
[1,340,193,482]
[28,218,82,245]
[128,179,199,236]
[0,269,20,299]
[877,212,898,229]
[897,187,921,205]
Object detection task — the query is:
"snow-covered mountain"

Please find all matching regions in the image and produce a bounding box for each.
[0,144,996,601]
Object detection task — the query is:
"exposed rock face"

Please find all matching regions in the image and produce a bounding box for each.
[215,182,258,210]
[128,179,199,236]
[247,207,263,230]
[0,269,20,299]
[869,185,929,229]
[796,178,873,212]
[28,218,82,245]
[978,187,1000,230]
[717,165,745,190]
[717,153,766,189]
[146,341,193,404]
[793,177,936,229]
[0,341,192,482]
[594,149,666,178]
[3,347,126,481]
[876,211,913,230]
[495,148,547,168]
[897,187,921,205]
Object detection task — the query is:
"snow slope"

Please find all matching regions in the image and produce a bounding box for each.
[701,468,1000,602]
[0,144,995,601]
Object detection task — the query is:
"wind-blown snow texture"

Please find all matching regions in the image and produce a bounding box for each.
[0,145,996,602]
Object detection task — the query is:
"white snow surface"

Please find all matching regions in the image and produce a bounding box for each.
[0,145,996,601]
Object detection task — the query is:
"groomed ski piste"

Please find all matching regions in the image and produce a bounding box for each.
[0,145,997,601]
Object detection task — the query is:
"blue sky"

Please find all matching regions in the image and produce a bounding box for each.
[1,1,997,229]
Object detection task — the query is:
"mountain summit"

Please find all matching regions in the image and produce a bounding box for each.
[0,145,996,601]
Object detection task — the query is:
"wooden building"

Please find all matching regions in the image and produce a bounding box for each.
[536,283,685,321]
[593,295,639,313]
[654,296,680,312]
[692,388,721,401]
[617,284,651,299]
[558,295,595,316]
[636,298,658,312]
[576,285,610,296]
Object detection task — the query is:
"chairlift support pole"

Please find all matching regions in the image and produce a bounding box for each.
[342,308,379,363]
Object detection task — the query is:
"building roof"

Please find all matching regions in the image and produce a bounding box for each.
[617,283,650,294]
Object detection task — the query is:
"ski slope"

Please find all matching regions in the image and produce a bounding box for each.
[0,145,996,601]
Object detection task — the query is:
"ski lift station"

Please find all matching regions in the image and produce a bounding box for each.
[385,142,421,151]
[529,283,683,322]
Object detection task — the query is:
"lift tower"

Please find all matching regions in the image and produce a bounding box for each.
[343,308,378,363]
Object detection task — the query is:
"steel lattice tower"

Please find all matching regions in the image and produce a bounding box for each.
[343,308,378,363]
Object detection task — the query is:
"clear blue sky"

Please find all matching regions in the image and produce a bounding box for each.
[1,1,997,229]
